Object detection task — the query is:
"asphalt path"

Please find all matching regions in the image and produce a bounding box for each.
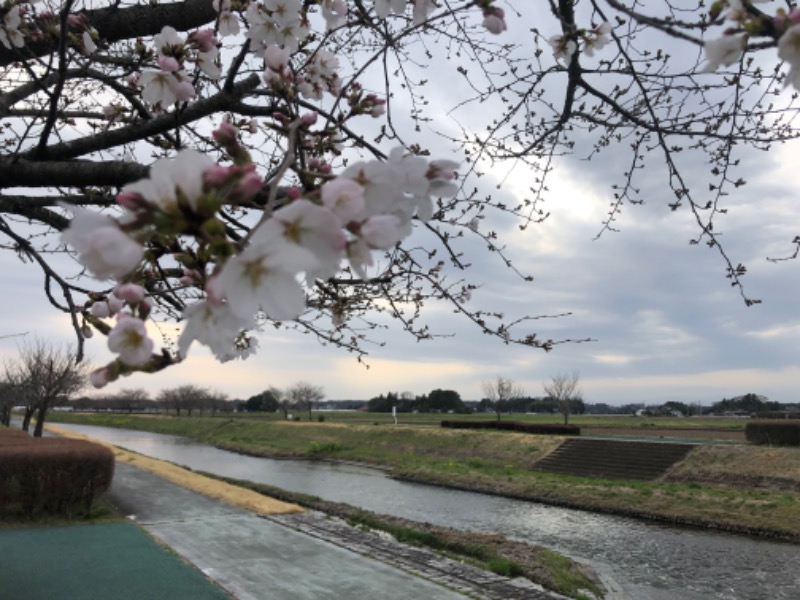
[106,462,562,599]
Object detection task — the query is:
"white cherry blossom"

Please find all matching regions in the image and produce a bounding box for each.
[218,11,240,36]
[82,31,97,54]
[702,33,747,72]
[583,22,611,57]
[549,34,577,64]
[321,0,347,29]
[178,300,252,361]
[264,44,292,71]
[360,214,411,249]
[321,178,366,224]
[251,199,346,279]
[154,26,184,53]
[374,0,405,20]
[122,149,214,212]
[246,1,308,53]
[0,6,24,50]
[413,0,437,25]
[107,315,154,366]
[211,239,310,322]
[60,205,144,280]
[141,73,173,107]
[346,238,374,280]
[198,48,222,79]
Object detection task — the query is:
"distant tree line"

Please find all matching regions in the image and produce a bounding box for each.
[70,385,235,416]
[367,390,467,414]
[243,382,325,421]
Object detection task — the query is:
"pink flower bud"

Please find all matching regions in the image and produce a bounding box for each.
[287,186,302,200]
[81,324,94,338]
[157,55,180,73]
[114,283,146,303]
[107,295,125,315]
[90,367,110,388]
[213,121,238,145]
[482,13,507,35]
[91,301,110,318]
[116,191,148,210]
[203,164,234,188]
[262,69,284,87]
[234,171,264,202]
[188,29,217,52]
[301,111,318,126]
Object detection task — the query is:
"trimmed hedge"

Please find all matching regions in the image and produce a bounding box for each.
[441,420,580,436]
[745,421,800,446]
[0,428,33,446]
[0,433,115,518]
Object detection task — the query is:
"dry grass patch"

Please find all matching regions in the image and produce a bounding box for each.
[45,424,302,516]
[666,445,800,489]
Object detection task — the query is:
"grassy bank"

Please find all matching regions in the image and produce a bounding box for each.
[47,413,800,540]
[0,499,120,529]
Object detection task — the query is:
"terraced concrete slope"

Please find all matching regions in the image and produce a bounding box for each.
[533,438,695,481]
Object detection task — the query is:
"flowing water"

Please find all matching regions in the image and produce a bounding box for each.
[57,424,800,599]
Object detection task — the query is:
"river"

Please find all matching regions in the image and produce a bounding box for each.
[57,423,800,600]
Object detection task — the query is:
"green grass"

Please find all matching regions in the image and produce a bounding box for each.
[0,498,121,529]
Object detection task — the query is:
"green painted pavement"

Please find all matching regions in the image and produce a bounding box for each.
[0,521,230,600]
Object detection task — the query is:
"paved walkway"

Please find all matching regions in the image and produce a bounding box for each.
[107,462,563,599]
[0,521,230,600]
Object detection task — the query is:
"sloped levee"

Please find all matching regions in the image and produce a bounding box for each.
[533,438,695,481]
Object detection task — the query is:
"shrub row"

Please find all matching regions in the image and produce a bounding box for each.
[745,421,800,446]
[441,420,580,436]
[0,430,115,518]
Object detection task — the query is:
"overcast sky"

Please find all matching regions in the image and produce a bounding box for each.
[2,3,799,406]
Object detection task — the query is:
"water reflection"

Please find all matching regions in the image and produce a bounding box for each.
[59,424,800,600]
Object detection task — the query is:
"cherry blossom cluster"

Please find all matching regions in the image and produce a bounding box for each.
[61,120,458,387]
[703,1,800,90]
[137,26,221,108]
[548,21,612,63]
[209,0,510,46]
[245,0,309,53]
[0,2,99,54]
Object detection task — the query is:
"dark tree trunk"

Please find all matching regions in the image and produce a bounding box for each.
[33,405,48,437]
[21,406,34,432]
